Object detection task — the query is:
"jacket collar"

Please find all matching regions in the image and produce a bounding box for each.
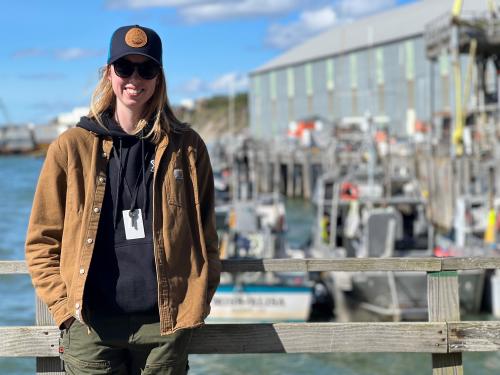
[153,133,170,176]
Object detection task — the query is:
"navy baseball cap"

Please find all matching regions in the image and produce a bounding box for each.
[108,25,163,66]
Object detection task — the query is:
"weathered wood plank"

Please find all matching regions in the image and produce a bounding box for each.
[306,258,442,272]
[4,257,500,275]
[36,296,60,374]
[442,257,500,270]
[36,297,56,327]
[0,323,447,357]
[428,271,463,375]
[222,258,442,272]
[221,258,308,272]
[448,322,500,352]
[190,322,447,354]
[36,358,66,375]
[0,260,28,274]
[0,327,59,357]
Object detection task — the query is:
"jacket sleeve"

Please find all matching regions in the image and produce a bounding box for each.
[25,139,72,327]
[195,137,221,307]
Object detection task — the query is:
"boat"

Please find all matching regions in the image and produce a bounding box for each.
[312,141,486,321]
[209,194,314,323]
[209,274,313,323]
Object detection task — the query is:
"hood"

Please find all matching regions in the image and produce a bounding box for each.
[77,112,139,139]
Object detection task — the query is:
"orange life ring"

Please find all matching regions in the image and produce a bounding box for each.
[340,182,359,201]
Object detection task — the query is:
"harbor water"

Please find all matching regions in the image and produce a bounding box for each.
[1,155,500,374]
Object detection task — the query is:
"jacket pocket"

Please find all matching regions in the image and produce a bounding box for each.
[167,178,186,207]
[167,169,187,207]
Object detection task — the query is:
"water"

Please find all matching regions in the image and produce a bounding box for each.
[1,155,500,374]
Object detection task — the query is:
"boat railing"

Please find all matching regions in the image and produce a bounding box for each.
[2,257,500,374]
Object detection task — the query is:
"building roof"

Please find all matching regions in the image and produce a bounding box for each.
[252,0,490,74]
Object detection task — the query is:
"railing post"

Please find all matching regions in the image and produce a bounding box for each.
[427,271,463,375]
[35,296,64,375]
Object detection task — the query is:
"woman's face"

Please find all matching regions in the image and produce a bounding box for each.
[108,54,159,115]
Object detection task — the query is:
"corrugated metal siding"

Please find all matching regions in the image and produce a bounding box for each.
[250,34,469,138]
[253,0,490,74]
[276,69,288,135]
[335,54,350,119]
[260,73,270,136]
[313,60,328,121]
[294,65,307,124]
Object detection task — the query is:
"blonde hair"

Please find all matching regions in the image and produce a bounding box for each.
[89,65,182,144]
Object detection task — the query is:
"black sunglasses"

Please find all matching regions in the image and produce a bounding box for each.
[113,58,161,80]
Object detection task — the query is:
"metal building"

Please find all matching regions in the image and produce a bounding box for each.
[249,0,494,139]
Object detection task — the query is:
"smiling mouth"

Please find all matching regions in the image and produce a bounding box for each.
[125,88,144,95]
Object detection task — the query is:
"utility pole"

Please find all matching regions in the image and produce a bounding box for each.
[228,79,235,135]
[0,98,11,125]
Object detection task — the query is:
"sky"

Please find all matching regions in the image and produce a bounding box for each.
[1,0,417,125]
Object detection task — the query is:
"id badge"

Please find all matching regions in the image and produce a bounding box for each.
[122,209,145,240]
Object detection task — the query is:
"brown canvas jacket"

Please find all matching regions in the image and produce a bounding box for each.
[25,125,221,335]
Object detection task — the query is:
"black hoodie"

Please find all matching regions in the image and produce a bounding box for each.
[77,113,158,316]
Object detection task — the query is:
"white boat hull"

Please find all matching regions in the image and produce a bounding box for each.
[208,284,313,323]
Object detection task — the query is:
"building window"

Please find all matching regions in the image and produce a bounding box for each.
[269,71,277,100]
[439,51,450,109]
[350,54,358,115]
[287,67,295,121]
[326,59,334,119]
[375,48,385,114]
[305,63,314,114]
[376,48,384,85]
[253,76,262,137]
[269,72,277,135]
[405,40,415,109]
[350,54,358,89]
[405,40,415,81]
[326,59,334,91]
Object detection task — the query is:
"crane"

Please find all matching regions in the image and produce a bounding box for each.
[450,0,500,245]
[452,0,497,19]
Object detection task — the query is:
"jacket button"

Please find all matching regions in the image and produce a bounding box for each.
[86,238,93,244]
[79,268,85,274]
[75,303,80,308]
[98,176,106,183]
[93,207,100,213]
[102,152,107,158]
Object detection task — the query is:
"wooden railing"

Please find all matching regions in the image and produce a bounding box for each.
[2,257,500,374]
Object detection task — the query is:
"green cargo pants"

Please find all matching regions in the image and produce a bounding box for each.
[61,313,192,375]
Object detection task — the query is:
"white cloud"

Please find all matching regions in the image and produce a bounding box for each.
[337,0,396,18]
[106,0,205,8]
[180,98,195,109]
[12,48,104,61]
[265,1,399,50]
[12,48,46,59]
[176,72,248,99]
[19,73,66,81]
[54,48,104,61]
[209,72,248,92]
[177,77,207,95]
[106,0,303,22]
[266,6,337,49]
[180,0,302,23]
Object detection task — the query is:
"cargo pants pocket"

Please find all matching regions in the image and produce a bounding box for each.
[141,329,193,375]
[62,320,126,375]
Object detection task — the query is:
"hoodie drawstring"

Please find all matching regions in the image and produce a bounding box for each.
[141,130,147,220]
[111,134,152,229]
[113,137,124,229]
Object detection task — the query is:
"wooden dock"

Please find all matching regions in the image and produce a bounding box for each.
[216,139,327,200]
[3,257,500,374]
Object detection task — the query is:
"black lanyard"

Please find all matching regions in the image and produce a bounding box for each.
[111,143,153,212]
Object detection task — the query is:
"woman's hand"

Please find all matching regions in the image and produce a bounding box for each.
[62,317,75,330]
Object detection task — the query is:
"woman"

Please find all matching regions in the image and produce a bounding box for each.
[25,24,221,375]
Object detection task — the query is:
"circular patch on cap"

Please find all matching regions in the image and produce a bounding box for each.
[125,27,148,48]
